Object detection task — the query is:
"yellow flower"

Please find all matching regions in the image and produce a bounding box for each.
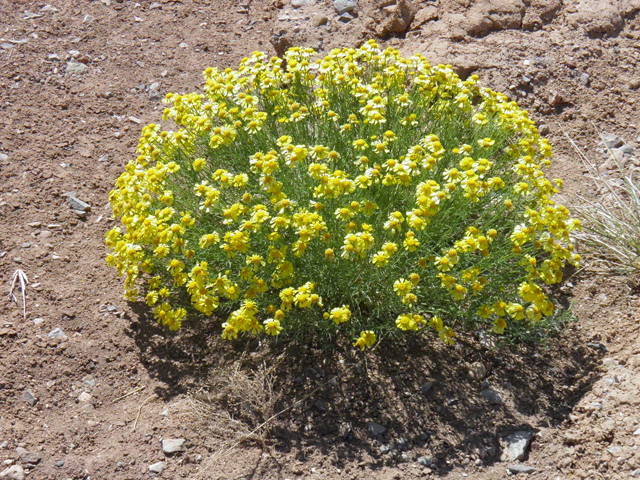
[353,330,376,350]
[264,318,282,336]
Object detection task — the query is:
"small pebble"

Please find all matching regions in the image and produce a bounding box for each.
[162,438,186,454]
[148,461,166,473]
[48,328,67,340]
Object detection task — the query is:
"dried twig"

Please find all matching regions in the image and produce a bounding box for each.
[132,393,157,432]
[8,269,28,319]
[112,385,146,404]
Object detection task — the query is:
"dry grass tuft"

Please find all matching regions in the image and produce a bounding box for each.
[175,361,281,448]
[567,133,640,275]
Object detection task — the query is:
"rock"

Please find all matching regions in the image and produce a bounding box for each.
[0,465,24,480]
[501,431,534,462]
[162,438,186,454]
[63,193,91,212]
[334,0,357,14]
[548,91,563,107]
[462,0,525,36]
[367,422,387,436]
[468,361,487,380]
[508,464,537,474]
[66,59,88,75]
[291,0,314,7]
[23,390,37,406]
[33,318,44,326]
[148,461,166,473]
[54,460,65,467]
[21,242,31,248]
[48,328,67,340]
[632,469,640,477]
[602,133,624,149]
[619,144,636,155]
[149,82,161,101]
[368,0,415,36]
[417,455,434,467]
[481,388,504,405]
[312,14,329,26]
[412,6,438,27]
[579,72,590,86]
[420,381,433,394]
[41,4,58,12]
[0,153,8,162]
[314,399,328,413]
[380,444,392,454]
[338,12,355,22]
[16,448,41,465]
[567,0,624,36]
[630,78,640,90]
[77,392,93,403]
[398,453,410,463]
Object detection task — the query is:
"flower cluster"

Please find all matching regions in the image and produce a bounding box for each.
[106,41,580,349]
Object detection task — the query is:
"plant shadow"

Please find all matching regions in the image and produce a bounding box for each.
[125,302,603,475]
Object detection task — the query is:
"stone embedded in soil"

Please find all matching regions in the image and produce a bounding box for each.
[602,133,624,149]
[619,144,636,155]
[468,361,487,380]
[149,82,161,101]
[66,59,88,75]
[312,14,328,26]
[501,431,534,462]
[0,465,25,480]
[632,469,640,477]
[33,318,44,326]
[16,448,41,466]
[63,193,91,212]
[417,455,434,467]
[22,390,37,406]
[162,438,186,454]
[0,153,8,162]
[420,381,433,394]
[148,461,166,473]
[334,0,357,15]
[508,464,537,474]
[291,0,314,7]
[77,392,93,403]
[367,422,387,436]
[48,328,67,340]
[338,13,355,23]
[481,388,504,405]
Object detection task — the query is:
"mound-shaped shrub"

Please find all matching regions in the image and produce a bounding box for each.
[106,41,580,349]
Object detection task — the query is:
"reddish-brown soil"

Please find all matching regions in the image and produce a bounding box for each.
[1,1,639,479]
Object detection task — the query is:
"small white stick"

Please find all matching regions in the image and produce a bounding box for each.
[8,269,28,319]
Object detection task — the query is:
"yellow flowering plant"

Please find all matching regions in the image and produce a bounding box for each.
[106,41,581,350]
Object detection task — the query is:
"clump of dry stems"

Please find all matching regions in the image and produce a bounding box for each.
[176,362,281,447]
[568,134,640,275]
